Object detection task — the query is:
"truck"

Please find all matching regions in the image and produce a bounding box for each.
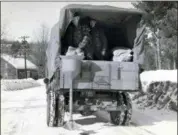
[44,4,146,127]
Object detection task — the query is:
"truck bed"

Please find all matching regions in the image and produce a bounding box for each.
[60,60,140,91]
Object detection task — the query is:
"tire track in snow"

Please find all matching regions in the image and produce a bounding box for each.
[130,122,157,135]
[1,86,170,135]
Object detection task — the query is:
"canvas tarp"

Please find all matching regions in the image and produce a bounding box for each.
[46,4,146,79]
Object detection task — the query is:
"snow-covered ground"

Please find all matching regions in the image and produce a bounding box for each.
[1,78,41,91]
[1,83,177,135]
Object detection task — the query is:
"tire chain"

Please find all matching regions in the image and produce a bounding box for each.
[110,92,125,125]
[122,92,132,126]
[48,90,56,127]
[57,94,65,127]
[110,92,132,126]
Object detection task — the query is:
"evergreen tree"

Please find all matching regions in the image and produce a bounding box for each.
[132,1,177,69]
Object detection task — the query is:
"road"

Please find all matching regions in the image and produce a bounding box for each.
[1,85,177,135]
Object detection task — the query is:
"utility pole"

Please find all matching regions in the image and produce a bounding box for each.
[19,36,29,79]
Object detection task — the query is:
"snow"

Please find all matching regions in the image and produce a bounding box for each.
[140,70,177,93]
[1,54,37,69]
[36,78,45,86]
[132,104,177,135]
[1,82,177,135]
[1,79,41,91]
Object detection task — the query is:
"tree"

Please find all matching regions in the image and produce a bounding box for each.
[132,1,177,69]
[11,40,31,58]
[29,23,49,78]
[11,41,21,56]
[1,23,7,40]
[142,28,157,70]
[1,20,10,41]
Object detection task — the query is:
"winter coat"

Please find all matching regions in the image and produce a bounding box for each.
[91,23,108,60]
[61,17,93,59]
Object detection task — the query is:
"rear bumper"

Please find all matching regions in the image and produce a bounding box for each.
[66,100,128,112]
[75,104,127,112]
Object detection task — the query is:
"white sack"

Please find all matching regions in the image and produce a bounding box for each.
[65,46,85,59]
[112,48,132,62]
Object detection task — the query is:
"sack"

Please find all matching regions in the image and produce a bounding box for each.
[112,48,132,62]
[65,46,85,59]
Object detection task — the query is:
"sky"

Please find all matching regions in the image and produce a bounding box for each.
[1,2,134,42]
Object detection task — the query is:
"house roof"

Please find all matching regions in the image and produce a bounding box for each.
[1,54,37,70]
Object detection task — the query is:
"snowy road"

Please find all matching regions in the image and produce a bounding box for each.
[1,85,177,135]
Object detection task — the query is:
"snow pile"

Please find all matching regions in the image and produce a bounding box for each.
[112,48,132,62]
[1,78,41,91]
[132,70,177,112]
[37,78,45,86]
[140,70,177,93]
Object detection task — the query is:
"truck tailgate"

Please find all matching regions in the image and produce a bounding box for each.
[60,61,140,91]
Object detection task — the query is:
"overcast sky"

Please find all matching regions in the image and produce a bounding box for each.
[1,2,134,42]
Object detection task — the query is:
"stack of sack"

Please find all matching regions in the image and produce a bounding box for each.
[65,46,85,59]
[112,47,133,62]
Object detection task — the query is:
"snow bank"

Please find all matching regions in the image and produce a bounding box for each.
[133,70,177,112]
[1,78,41,91]
[36,78,45,86]
[140,70,177,93]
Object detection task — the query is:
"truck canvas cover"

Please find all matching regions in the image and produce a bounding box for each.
[46,4,145,80]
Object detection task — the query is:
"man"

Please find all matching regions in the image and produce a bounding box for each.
[63,14,108,60]
[62,14,93,60]
[90,20,108,60]
[74,16,108,60]
[74,16,94,60]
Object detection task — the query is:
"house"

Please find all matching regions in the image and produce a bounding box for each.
[1,54,38,79]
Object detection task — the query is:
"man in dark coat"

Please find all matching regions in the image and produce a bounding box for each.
[61,15,93,60]
[62,14,108,60]
[90,20,108,60]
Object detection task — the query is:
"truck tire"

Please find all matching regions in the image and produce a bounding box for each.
[56,94,65,127]
[122,92,132,126]
[47,90,57,127]
[47,90,65,127]
[110,92,132,126]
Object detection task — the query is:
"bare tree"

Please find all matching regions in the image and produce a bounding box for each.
[1,20,9,40]
[1,24,6,40]
[29,23,49,78]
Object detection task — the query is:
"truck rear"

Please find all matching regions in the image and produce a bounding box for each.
[45,4,145,127]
